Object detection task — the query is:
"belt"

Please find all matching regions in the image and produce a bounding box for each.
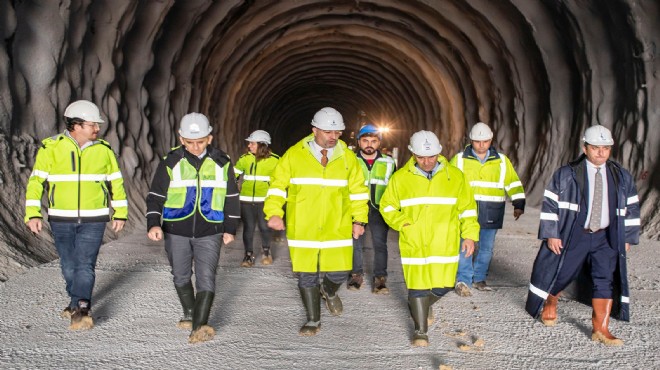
[583,227,608,234]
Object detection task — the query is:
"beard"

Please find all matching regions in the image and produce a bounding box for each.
[361,147,376,155]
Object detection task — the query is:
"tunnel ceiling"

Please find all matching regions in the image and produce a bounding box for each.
[0,0,658,280]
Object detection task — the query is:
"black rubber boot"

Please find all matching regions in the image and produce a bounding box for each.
[189,291,215,343]
[320,276,343,316]
[299,286,321,336]
[409,296,430,347]
[175,282,195,329]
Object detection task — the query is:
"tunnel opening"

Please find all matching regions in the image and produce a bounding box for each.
[0,0,657,281]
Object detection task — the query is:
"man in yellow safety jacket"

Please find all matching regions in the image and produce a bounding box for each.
[264,107,369,336]
[450,122,526,296]
[24,100,128,331]
[380,130,479,347]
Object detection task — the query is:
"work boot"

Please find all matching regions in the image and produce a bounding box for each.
[591,298,623,346]
[427,293,441,325]
[175,282,195,329]
[541,294,559,326]
[473,281,493,291]
[69,300,94,330]
[320,277,343,316]
[347,273,363,291]
[299,286,321,336]
[372,276,390,295]
[454,282,472,297]
[408,296,430,347]
[261,246,273,265]
[240,252,255,267]
[60,306,73,319]
[189,291,215,344]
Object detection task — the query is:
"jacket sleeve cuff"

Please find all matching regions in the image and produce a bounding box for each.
[512,199,526,211]
[224,218,239,235]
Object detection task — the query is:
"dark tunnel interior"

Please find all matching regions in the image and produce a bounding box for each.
[0,0,657,280]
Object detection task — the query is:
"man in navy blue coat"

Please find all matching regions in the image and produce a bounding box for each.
[526,125,640,346]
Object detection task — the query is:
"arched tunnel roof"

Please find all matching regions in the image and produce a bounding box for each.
[0,0,658,279]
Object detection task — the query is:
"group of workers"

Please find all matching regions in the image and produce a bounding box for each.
[24,99,640,348]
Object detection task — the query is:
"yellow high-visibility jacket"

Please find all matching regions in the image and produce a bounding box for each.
[264,134,369,272]
[234,152,280,202]
[380,156,479,289]
[25,133,128,223]
[450,146,525,229]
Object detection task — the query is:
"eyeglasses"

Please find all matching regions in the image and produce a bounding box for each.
[81,122,100,129]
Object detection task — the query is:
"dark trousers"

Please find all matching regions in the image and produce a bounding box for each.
[50,222,106,308]
[298,271,348,288]
[408,287,452,299]
[164,233,221,292]
[551,229,617,298]
[352,205,389,277]
[241,201,272,253]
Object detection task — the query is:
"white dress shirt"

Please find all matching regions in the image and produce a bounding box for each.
[308,140,335,165]
[584,160,610,230]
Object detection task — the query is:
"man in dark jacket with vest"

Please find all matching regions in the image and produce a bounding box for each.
[146,112,240,344]
[526,125,640,346]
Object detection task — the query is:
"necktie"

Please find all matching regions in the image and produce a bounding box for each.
[589,167,603,232]
[320,149,328,167]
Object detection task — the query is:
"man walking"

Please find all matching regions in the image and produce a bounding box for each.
[264,107,369,336]
[450,122,525,296]
[526,125,640,346]
[380,130,479,346]
[146,112,240,343]
[347,124,396,294]
[25,100,128,330]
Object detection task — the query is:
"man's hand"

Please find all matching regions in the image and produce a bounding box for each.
[112,220,126,233]
[625,243,630,253]
[462,239,475,257]
[547,237,563,255]
[26,218,42,234]
[513,209,524,221]
[352,224,365,239]
[267,216,285,230]
[223,233,235,245]
[147,226,163,241]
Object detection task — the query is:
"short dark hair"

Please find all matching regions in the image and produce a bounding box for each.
[65,117,85,132]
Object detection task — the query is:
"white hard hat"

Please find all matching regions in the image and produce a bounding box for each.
[408,130,443,156]
[245,130,271,145]
[583,125,614,146]
[311,107,345,130]
[64,100,105,123]
[469,122,493,141]
[179,113,212,139]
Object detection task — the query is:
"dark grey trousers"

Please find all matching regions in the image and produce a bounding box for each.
[164,233,222,292]
[298,271,349,288]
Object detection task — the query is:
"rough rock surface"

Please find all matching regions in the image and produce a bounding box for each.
[0,1,658,279]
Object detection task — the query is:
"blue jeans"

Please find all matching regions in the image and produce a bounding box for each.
[351,205,389,277]
[456,228,498,286]
[50,222,106,308]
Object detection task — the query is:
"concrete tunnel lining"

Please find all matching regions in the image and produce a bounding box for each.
[0,0,657,281]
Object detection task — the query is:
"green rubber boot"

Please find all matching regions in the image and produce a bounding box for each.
[189,291,215,344]
[175,282,195,329]
[409,296,430,347]
[320,277,343,316]
[299,286,321,336]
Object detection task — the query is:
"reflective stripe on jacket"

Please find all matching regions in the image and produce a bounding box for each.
[450,146,525,229]
[525,155,640,321]
[25,133,128,223]
[234,152,279,202]
[357,152,396,207]
[264,134,369,273]
[164,155,229,223]
[379,156,480,290]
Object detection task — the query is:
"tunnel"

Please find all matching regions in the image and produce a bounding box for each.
[0,0,657,281]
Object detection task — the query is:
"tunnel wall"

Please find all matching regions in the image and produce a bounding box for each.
[0,0,657,281]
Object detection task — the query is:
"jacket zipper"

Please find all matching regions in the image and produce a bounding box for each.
[251,161,257,202]
[73,150,82,223]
